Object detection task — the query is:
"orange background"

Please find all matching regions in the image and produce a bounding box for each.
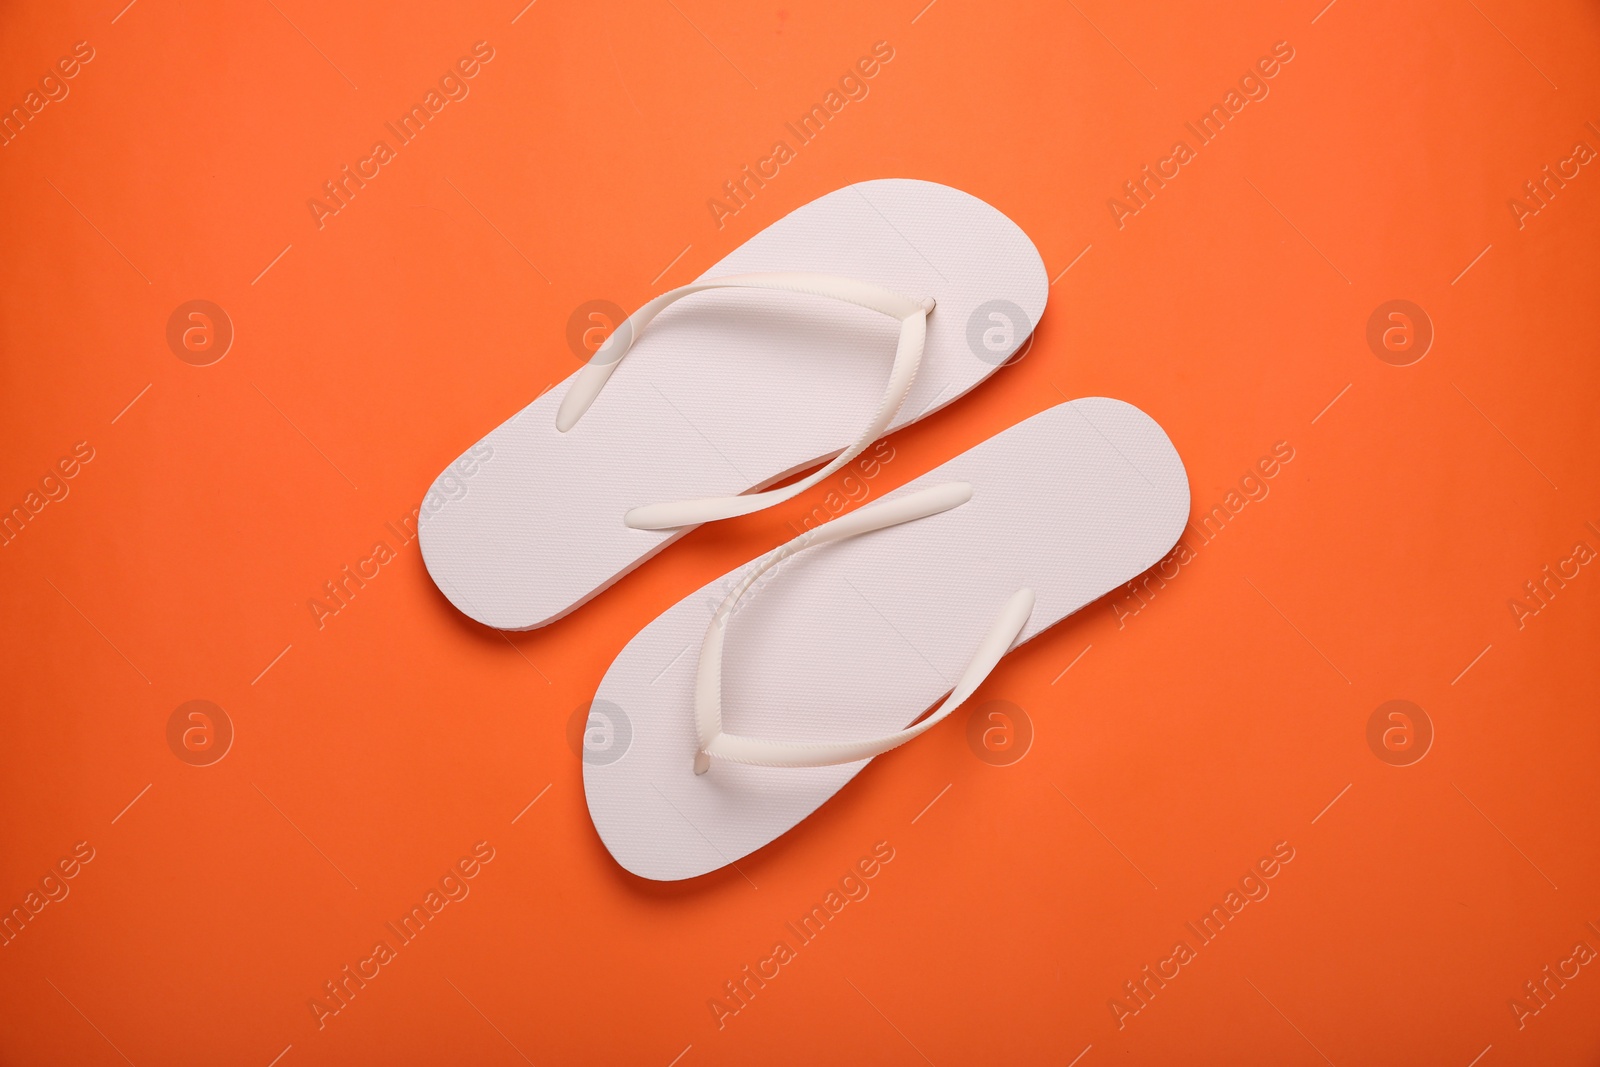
[3,0,1599,1063]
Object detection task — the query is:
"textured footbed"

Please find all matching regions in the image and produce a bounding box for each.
[583,398,1191,881]
[418,179,1048,630]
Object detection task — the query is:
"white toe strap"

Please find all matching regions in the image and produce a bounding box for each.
[691,481,1035,774]
[553,272,936,531]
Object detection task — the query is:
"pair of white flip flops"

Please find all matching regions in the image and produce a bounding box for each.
[419,180,1190,881]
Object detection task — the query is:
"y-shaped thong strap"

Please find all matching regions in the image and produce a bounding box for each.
[554,272,936,531]
[692,481,1035,774]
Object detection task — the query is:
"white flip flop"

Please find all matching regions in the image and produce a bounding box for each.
[418,179,1047,630]
[581,398,1190,881]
